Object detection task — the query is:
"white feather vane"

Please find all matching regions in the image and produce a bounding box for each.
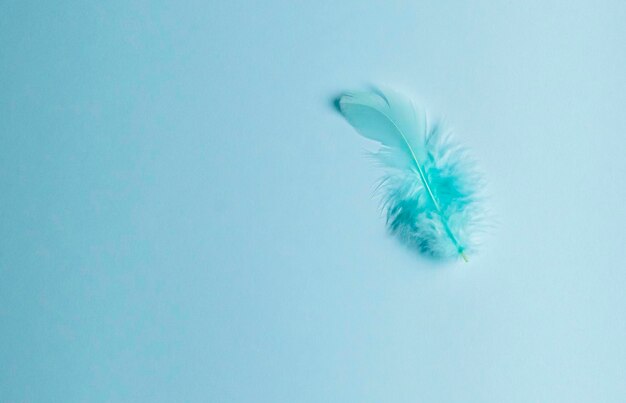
[337,88,488,261]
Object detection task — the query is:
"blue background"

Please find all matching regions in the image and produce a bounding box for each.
[2,1,626,401]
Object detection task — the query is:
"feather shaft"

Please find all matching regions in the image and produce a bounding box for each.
[342,96,465,257]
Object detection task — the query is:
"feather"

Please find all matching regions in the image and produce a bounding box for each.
[337,88,487,261]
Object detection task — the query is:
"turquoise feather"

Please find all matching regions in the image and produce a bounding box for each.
[337,88,486,261]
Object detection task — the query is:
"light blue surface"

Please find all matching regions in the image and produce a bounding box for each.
[2,1,626,402]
